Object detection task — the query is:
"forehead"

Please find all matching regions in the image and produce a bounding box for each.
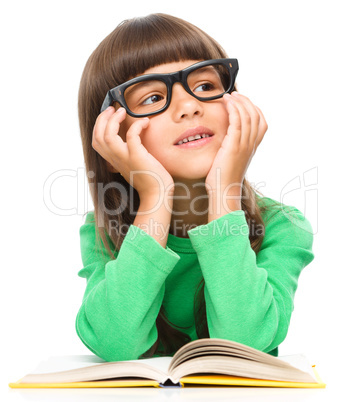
[140,59,203,76]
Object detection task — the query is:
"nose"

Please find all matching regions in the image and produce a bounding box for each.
[169,83,204,121]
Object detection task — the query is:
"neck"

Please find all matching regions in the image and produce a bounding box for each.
[169,178,209,238]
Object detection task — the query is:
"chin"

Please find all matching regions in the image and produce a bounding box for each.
[168,157,215,183]
[172,169,210,183]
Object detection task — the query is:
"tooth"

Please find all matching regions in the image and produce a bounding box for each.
[176,133,212,145]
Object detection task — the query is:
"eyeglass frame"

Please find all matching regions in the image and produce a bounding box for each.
[100,58,239,118]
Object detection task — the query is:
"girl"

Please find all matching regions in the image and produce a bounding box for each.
[76,13,314,362]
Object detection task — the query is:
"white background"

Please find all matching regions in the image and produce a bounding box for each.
[1,0,360,401]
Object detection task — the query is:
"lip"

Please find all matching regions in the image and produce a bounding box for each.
[174,126,214,145]
[175,135,214,149]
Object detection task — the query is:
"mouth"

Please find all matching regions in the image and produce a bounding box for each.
[174,126,214,146]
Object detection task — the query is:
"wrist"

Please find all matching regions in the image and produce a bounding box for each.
[207,191,242,222]
[135,195,173,249]
[140,185,174,205]
[139,193,173,214]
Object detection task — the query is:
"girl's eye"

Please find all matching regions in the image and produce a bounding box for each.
[194,83,215,92]
[142,94,164,105]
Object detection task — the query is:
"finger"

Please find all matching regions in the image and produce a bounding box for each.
[254,105,268,149]
[126,118,150,152]
[93,107,129,173]
[223,94,242,147]
[92,106,116,146]
[254,105,268,131]
[103,107,127,144]
[233,93,265,130]
[232,93,261,147]
[226,93,252,147]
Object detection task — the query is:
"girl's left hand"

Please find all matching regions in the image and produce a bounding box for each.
[205,92,268,199]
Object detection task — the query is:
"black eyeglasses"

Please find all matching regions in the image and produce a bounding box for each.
[100,58,239,118]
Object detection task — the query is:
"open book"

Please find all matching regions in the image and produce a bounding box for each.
[9,338,325,388]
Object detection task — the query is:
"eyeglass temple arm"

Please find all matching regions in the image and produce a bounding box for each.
[100,92,114,113]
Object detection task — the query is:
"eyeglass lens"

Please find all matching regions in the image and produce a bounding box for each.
[123,63,231,116]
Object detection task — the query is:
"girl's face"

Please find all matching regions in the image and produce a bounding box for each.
[117,60,230,181]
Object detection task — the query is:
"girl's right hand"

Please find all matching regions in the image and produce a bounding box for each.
[92,106,175,200]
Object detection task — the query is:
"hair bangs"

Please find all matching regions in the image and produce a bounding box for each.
[110,14,227,83]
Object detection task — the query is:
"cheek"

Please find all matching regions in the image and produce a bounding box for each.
[138,117,166,150]
[139,125,158,152]
[117,119,157,154]
[118,115,159,145]
[118,127,126,141]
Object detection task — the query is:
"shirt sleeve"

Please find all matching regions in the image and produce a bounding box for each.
[187,207,314,354]
[75,212,180,362]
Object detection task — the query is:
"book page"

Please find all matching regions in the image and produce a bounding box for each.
[170,339,294,372]
[29,355,107,374]
[169,355,316,384]
[28,355,173,376]
[277,354,316,380]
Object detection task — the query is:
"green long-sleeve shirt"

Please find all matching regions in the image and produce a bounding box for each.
[76,196,314,362]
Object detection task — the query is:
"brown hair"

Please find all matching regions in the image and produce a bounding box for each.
[78,13,275,358]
